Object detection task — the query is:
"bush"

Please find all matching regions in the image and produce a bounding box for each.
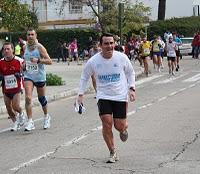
[148,16,200,39]
[0,28,99,58]
[46,73,65,86]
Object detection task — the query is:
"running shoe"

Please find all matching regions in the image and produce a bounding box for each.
[120,130,128,142]
[18,112,26,126]
[10,121,20,131]
[43,114,51,129]
[24,121,35,131]
[106,151,119,163]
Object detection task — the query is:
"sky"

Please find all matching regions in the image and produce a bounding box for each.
[130,0,199,20]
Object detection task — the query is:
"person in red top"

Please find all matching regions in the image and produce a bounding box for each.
[0,42,26,131]
[192,32,200,59]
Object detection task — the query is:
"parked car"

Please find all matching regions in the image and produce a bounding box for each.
[179,37,193,56]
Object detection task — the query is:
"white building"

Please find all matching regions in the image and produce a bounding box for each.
[19,0,200,29]
[131,0,200,21]
[19,0,98,29]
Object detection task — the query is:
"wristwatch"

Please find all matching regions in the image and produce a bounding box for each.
[129,87,135,92]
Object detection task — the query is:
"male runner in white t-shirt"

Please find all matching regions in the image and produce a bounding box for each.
[76,33,136,163]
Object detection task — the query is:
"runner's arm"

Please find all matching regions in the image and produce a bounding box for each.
[78,62,93,96]
[38,44,52,65]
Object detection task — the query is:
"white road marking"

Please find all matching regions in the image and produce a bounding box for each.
[183,73,200,82]
[10,81,200,172]
[136,74,163,86]
[155,73,188,84]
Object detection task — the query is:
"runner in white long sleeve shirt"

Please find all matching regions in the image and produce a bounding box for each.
[76,33,136,163]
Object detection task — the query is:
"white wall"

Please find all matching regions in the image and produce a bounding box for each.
[46,1,94,21]
[19,0,95,21]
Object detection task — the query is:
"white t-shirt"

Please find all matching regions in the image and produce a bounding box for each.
[166,42,176,57]
[78,51,135,101]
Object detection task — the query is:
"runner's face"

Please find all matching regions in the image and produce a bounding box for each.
[100,36,115,59]
[27,30,37,44]
[3,45,13,58]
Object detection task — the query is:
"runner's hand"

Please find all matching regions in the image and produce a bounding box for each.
[129,90,136,102]
[30,57,39,64]
[74,95,85,114]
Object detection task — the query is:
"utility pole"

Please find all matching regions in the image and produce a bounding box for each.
[118,2,124,45]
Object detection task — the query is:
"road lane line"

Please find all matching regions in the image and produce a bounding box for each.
[183,73,200,82]
[155,73,188,84]
[9,81,200,172]
[136,74,163,86]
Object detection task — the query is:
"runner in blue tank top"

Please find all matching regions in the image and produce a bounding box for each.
[23,28,52,131]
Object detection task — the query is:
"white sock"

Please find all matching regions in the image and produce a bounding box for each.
[44,114,49,118]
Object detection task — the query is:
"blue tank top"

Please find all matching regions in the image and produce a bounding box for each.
[24,45,46,82]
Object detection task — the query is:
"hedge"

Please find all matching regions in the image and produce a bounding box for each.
[0,28,99,58]
[148,16,200,39]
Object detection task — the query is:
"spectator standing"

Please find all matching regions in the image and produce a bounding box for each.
[15,42,21,57]
[56,41,63,63]
[192,32,200,59]
[69,38,79,64]
[62,42,69,63]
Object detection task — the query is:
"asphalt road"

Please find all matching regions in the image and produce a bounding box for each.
[1,57,200,174]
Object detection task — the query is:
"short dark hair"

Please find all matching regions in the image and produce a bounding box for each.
[99,33,114,45]
[27,28,37,35]
[2,42,14,50]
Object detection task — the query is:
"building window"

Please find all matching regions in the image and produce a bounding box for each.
[69,0,83,14]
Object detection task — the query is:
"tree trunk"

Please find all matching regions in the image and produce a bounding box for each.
[158,0,166,20]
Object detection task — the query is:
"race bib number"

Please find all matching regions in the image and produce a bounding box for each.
[144,48,150,55]
[169,50,175,55]
[4,75,18,89]
[26,61,38,72]
[153,45,160,52]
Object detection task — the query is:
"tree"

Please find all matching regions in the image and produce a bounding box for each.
[55,0,151,35]
[158,0,166,20]
[0,0,38,32]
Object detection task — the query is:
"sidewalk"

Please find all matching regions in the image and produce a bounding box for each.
[0,60,143,116]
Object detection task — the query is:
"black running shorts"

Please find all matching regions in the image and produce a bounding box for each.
[97,99,127,119]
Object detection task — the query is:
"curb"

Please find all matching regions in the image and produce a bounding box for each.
[0,69,143,117]
[0,85,94,117]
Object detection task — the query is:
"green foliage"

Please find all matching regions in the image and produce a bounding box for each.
[148,16,200,39]
[46,73,65,86]
[54,0,151,38]
[95,0,151,35]
[0,28,99,58]
[0,0,38,32]
[122,2,151,35]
